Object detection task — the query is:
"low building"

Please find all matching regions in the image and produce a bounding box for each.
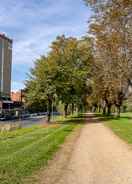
[11,90,25,103]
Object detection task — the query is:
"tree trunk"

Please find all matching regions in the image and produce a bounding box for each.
[47,97,52,122]
[98,105,101,113]
[103,106,106,115]
[93,106,97,113]
[64,103,68,117]
[107,104,112,116]
[71,103,74,115]
[117,105,121,117]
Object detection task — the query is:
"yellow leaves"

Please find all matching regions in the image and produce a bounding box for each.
[110,9,122,20]
[90,23,105,34]
[122,0,132,7]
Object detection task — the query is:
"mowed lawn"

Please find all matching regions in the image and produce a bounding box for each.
[105,113,132,144]
[0,116,82,184]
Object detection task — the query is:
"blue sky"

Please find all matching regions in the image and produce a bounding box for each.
[0,0,91,91]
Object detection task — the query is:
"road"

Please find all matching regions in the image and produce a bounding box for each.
[0,115,47,127]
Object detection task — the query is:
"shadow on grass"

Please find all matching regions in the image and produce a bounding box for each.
[53,113,132,126]
[94,113,132,122]
[56,113,105,125]
[54,113,113,125]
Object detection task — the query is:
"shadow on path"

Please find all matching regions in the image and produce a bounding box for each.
[84,113,103,124]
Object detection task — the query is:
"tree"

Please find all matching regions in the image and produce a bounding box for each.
[25,35,93,121]
[49,35,92,115]
[25,56,57,122]
[85,0,132,116]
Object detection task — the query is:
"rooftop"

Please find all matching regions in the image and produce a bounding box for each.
[0,33,12,43]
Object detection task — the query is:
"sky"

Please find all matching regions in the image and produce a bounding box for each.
[0,0,91,91]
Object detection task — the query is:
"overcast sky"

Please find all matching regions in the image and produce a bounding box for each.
[0,0,91,91]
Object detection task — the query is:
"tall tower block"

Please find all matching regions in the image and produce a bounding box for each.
[0,34,12,98]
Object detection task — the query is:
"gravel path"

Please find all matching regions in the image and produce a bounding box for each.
[57,114,132,184]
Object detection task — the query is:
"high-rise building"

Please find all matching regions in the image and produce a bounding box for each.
[0,33,12,99]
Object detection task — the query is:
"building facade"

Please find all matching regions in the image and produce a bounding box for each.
[0,33,12,99]
[11,90,25,103]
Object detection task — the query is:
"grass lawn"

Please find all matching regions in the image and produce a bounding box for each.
[0,116,83,184]
[105,112,132,144]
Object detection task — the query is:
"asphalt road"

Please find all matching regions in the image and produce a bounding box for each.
[0,115,47,127]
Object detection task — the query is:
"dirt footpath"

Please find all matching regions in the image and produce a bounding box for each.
[37,114,132,184]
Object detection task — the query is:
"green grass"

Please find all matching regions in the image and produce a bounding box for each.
[0,116,83,184]
[105,112,132,144]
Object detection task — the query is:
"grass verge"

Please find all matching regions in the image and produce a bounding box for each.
[0,115,83,184]
[104,113,132,144]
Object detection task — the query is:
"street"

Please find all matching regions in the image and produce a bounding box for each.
[0,115,47,128]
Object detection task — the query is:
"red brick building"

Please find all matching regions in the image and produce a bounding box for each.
[11,90,25,103]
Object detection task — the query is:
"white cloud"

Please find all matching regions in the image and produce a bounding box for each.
[13,23,87,66]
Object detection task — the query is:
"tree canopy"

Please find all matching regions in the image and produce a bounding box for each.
[25,36,93,121]
[85,0,132,116]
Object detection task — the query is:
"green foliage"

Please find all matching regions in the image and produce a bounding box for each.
[49,36,91,105]
[25,35,93,118]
